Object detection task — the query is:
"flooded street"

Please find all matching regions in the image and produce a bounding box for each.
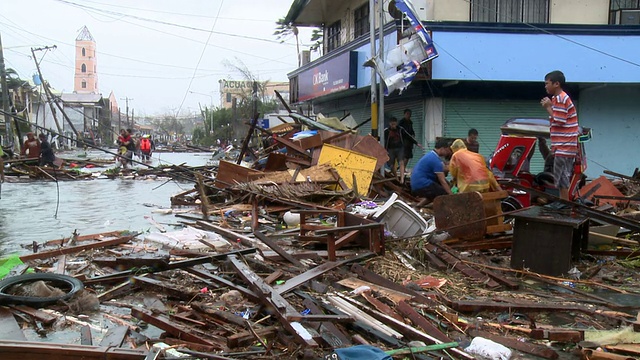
[0,152,212,254]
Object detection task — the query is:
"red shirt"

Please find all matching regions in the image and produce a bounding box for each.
[550,91,579,158]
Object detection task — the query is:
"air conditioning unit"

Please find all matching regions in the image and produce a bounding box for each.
[616,9,640,25]
[299,50,311,66]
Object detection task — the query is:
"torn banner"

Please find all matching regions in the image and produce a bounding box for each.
[365,0,438,95]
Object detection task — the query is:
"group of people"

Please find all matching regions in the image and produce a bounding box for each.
[408,69,580,204]
[20,132,58,168]
[117,129,154,168]
[383,109,421,183]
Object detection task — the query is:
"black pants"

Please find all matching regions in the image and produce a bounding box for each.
[413,182,448,199]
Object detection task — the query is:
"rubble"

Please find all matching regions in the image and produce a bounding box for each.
[1,108,640,360]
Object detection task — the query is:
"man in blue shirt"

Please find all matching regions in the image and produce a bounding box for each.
[411,138,452,200]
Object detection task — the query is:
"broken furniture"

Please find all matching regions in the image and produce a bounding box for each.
[296,210,385,261]
[510,206,588,276]
[433,190,513,240]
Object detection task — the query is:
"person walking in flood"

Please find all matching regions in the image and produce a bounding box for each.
[21,132,41,160]
[139,134,152,162]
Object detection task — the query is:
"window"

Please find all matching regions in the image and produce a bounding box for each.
[81,64,87,73]
[82,81,87,89]
[326,20,341,52]
[354,3,369,38]
[610,0,640,24]
[82,47,86,56]
[226,92,232,103]
[471,0,549,23]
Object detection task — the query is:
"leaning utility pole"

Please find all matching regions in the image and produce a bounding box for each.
[0,33,13,144]
[30,46,64,136]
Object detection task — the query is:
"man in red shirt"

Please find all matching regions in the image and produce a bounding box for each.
[540,70,579,200]
[21,132,41,159]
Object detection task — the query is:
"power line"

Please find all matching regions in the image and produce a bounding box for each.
[175,0,226,118]
[52,0,293,47]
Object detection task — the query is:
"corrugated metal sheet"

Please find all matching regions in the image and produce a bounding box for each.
[443,98,549,173]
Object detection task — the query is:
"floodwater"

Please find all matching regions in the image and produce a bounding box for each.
[0,151,213,255]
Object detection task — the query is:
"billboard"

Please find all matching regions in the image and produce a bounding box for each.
[297,51,358,101]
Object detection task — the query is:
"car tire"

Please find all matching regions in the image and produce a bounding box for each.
[0,273,84,307]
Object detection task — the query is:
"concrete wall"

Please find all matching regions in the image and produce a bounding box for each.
[550,0,609,25]
[579,84,640,178]
[432,0,470,21]
[74,40,98,94]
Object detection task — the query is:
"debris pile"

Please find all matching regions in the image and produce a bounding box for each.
[2,108,640,360]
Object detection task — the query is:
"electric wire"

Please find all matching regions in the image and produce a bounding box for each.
[175,1,225,119]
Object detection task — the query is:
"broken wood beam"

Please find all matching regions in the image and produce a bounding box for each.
[195,221,259,248]
[184,268,259,302]
[20,234,137,262]
[350,264,436,306]
[396,301,455,344]
[253,231,303,267]
[85,248,256,284]
[301,297,352,348]
[228,255,318,347]
[425,243,500,289]
[227,326,278,348]
[99,326,129,348]
[0,340,147,360]
[8,305,57,325]
[130,307,225,349]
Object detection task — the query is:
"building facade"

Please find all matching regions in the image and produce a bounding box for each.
[218,79,290,110]
[285,0,640,177]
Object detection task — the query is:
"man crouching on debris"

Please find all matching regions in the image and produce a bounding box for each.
[449,139,500,193]
[410,138,452,205]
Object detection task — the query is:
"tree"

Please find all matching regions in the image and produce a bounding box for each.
[274,17,300,66]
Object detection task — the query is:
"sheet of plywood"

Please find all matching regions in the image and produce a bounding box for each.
[318,144,377,195]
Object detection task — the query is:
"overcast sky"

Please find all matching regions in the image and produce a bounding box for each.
[1,0,310,116]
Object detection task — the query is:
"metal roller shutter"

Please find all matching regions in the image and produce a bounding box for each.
[443,99,549,173]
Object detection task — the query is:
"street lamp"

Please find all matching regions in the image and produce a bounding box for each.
[189,91,214,134]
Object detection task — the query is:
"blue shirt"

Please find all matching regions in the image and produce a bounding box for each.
[411,150,444,192]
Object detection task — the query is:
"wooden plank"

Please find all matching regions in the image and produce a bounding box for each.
[85,248,256,284]
[0,340,146,360]
[8,305,57,325]
[361,292,404,322]
[213,160,261,189]
[337,278,412,304]
[99,326,129,348]
[20,235,135,262]
[227,326,278,348]
[301,297,352,348]
[253,231,303,267]
[274,261,340,295]
[184,268,259,302]
[425,243,500,289]
[469,329,559,359]
[0,308,27,341]
[264,269,283,284]
[228,255,318,347]
[350,264,436,306]
[396,301,454,344]
[433,192,486,239]
[130,307,224,348]
[80,325,93,346]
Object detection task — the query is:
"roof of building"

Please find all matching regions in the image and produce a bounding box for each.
[61,92,103,104]
[76,26,94,41]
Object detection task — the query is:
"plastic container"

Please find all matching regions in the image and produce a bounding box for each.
[374,197,429,238]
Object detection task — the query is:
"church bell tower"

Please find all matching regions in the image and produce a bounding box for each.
[74,26,98,94]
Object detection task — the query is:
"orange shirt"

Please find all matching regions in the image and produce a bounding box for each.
[550,91,579,158]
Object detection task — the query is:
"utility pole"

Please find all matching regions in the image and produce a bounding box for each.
[121,97,133,130]
[0,33,13,145]
[30,46,64,137]
[378,0,385,148]
[32,46,81,145]
[369,0,378,140]
[131,108,135,130]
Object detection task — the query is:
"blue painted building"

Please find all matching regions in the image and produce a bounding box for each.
[286,0,640,177]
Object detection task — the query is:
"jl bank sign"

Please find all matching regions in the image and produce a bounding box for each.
[298,51,357,101]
